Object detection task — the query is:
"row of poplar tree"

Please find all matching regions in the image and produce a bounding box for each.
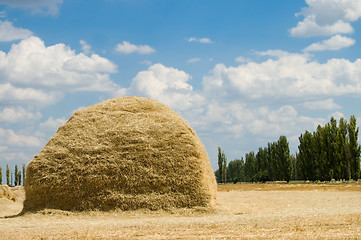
[216,116,360,183]
[0,164,26,186]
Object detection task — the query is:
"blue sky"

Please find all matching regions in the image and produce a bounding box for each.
[0,0,361,181]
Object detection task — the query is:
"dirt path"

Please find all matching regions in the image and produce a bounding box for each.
[1,184,361,239]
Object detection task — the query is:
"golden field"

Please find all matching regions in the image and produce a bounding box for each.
[1,184,361,239]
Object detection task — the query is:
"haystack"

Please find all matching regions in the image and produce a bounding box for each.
[0,185,16,202]
[24,97,216,211]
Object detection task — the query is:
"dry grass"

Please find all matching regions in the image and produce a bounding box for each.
[1,184,361,239]
[24,97,216,212]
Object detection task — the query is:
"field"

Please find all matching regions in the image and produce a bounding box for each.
[1,184,361,239]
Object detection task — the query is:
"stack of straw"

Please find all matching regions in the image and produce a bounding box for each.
[24,97,216,211]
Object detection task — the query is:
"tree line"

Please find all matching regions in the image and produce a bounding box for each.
[215,116,361,183]
[0,164,26,186]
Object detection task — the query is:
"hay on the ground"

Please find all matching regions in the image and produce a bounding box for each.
[0,185,16,202]
[24,96,216,211]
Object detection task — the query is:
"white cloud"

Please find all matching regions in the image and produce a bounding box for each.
[80,40,92,55]
[125,63,204,111]
[187,37,213,44]
[39,116,66,132]
[303,35,355,51]
[187,58,201,63]
[0,36,118,93]
[0,128,42,147]
[0,20,32,42]
[235,56,251,63]
[114,41,155,54]
[203,51,361,100]
[0,0,63,16]
[290,0,361,37]
[303,98,341,110]
[0,107,41,123]
[0,83,59,106]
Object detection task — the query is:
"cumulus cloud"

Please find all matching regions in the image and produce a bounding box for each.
[125,63,204,111]
[203,51,361,100]
[303,35,355,51]
[187,58,201,63]
[302,98,342,110]
[79,40,92,55]
[0,83,59,106]
[39,116,66,132]
[187,37,213,44]
[0,36,118,94]
[0,0,63,16]
[114,41,155,54]
[0,128,42,147]
[290,0,361,37]
[0,107,41,123]
[0,20,32,42]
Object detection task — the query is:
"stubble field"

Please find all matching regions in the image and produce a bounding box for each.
[1,184,361,239]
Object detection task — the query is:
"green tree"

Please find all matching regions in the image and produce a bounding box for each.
[218,147,223,183]
[348,115,360,181]
[14,165,18,186]
[17,171,21,186]
[222,152,227,183]
[245,152,256,182]
[227,159,245,183]
[298,131,316,181]
[6,164,9,186]
[22,163,26,186]
[255,147,269,182]
[277,136,292,182]
[0,165,2,185]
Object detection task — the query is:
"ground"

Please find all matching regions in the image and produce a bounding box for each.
[1,184,361,239]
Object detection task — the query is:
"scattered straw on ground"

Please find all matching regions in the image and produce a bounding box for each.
[0,185,16,202]
[1,185,361,239]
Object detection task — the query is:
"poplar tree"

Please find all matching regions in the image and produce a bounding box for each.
[348,115,360,181]
[6,164,9,186]
[217,147,223,183]
[22,164,26,185]
[0,165,2,185]
[14,165,18,186]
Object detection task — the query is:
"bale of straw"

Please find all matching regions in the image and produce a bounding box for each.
[24,97,216,211]
[0,185,16,202]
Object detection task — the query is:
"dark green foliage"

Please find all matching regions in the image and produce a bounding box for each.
[0,165,2,185]
[17,171,22,186]
[227,159,245,183]
[6,164,9,186]
[22,163,26,186]
[215,116,360,183]
[217,147,227,183]
[14,165,18,186]
[297,116,360,181]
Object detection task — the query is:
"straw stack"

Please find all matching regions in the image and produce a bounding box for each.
[24,97,216,211]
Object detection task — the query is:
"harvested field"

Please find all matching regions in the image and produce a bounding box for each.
[1,184,361,239]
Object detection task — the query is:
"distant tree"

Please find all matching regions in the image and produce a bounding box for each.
[255,147,269,182]
[227,159,245,183]
[245,152,256,182]
[14,165,18,186]
[348,115,361,181]
[22,164,26,186]
[277,136,292,182]
[218,147,223,183]
[214,169,220,183]
[0,165,2,185]
[222,152,227,183]
[17,171,21,186]
[6,164,9,186]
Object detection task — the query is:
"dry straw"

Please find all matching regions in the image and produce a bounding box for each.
[0,185,16,202]
[24,97,216,211]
